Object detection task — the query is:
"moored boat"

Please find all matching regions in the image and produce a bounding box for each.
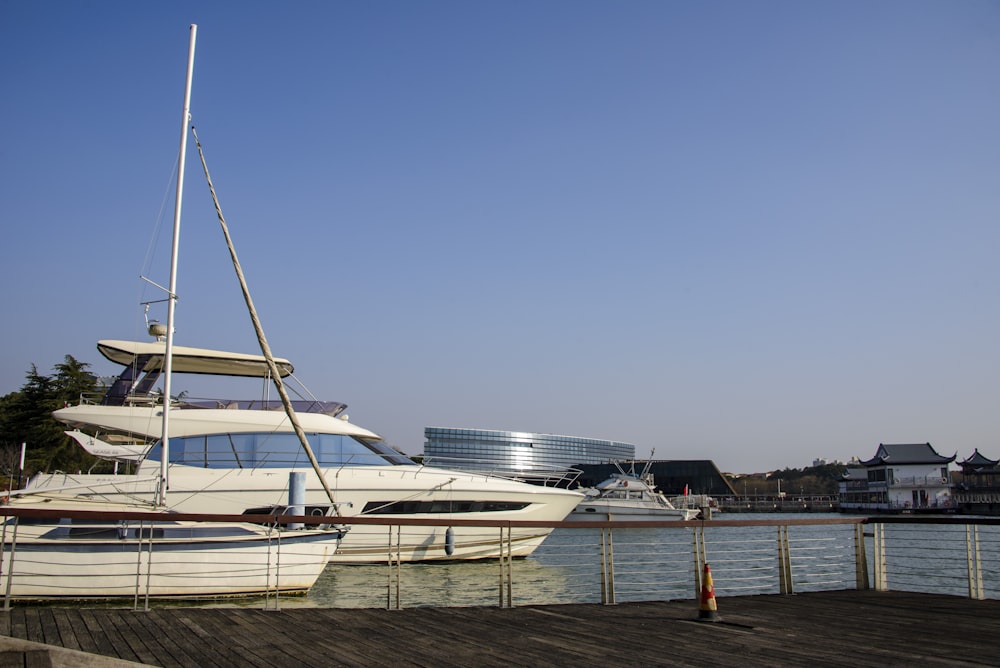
[571,465,699,521]
[35,339,582,562]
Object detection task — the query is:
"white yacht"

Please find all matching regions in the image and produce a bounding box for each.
[34,339,582,563]
[571,467,700,521]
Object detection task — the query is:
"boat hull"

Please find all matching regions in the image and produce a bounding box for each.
[571,502,698,521]
[23,464,582,563]
[0,521,338,599]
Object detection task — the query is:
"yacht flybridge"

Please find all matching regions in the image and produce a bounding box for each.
[40,339,582,563]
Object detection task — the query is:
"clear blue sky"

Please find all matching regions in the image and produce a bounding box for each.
[2,1,998,473]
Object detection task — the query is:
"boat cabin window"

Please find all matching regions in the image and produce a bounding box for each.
[362,500,530,514]
[145,432,414,468]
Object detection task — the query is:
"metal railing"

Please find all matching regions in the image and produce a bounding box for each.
[359,516,999,609]
[2,510,998,609]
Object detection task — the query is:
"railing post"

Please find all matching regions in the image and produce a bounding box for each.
[966,524,984,600]
[2,517,18,611]
[387,524,401,610]
[692,525,707,599]
[506,524,513,607]
[599,527,616,605]
[127,520,156,612]
[273,528,282,611]
[500,523,514,608]
[499,526,505,607]
[872,522,888,591]
[853,522,870,590]
[260,524,276,612]
[777,525,793,594]
[498,524,514,608]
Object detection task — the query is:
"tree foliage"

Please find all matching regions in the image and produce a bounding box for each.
[0,355,110,480]
[727,463,848,496]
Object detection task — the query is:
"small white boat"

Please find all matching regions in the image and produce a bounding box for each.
[668,493,720,518]
[1,500,342,600]
[571,468,700,521]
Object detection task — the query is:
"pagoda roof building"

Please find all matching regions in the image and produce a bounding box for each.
[859,443,955,467]
[959,449,999,473]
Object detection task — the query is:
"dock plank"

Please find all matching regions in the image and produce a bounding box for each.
[106,611,165,667]
[1,592,998,667]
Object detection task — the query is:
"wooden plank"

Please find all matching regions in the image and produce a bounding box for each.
[35,612,61,655]
[18,608,41,645]
[105,611,163,667]
[173,609,240,667]
[76,608,130,661]
[47,609,81,655]
[5,612,27,647]
[59,608,101,654]
[135,608,209,666]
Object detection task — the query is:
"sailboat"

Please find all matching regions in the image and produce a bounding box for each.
[11,26,583,565]
[0,24,345,600]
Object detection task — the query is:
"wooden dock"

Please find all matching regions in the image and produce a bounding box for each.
[2,591,998,667]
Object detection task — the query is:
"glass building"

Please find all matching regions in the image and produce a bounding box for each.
[423,427,635,475]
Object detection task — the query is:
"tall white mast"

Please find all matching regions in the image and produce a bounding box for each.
[157,24,197,506]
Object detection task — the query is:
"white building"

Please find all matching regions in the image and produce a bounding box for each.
[839,443,956,513]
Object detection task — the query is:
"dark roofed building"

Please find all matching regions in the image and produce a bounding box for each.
[954,449,1000,515]
[959,449,1000,472]
[840,443,956,513]
[860,442,956,467]
[838,466,870,510]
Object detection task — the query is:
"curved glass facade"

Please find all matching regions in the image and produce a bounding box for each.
[423,427,635,474]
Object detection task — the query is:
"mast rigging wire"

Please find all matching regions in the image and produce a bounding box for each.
[190,123,338,508]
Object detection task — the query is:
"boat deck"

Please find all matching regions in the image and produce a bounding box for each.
[2,591,997,667]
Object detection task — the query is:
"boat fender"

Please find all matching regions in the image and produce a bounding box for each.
[445,526,455,556]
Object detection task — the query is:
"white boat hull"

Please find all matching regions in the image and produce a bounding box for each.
[23,463,582,563]
[0,520,338,599]
[571,501,699,521]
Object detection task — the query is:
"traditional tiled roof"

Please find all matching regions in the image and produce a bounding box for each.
[841,467,867,480]
[860,443,956,466]
[960,448,999,469]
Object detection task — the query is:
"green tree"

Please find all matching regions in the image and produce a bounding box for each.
[0,356,108,477]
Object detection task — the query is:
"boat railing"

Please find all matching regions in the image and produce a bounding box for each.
[417,456,582,487]
[176,399,346,415]
[4,510,997,610]
[69,393,346,416]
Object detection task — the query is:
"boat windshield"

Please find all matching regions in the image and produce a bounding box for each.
[144,432,414,468]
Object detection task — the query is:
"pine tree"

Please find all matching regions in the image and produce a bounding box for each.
[0,356,107,477]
